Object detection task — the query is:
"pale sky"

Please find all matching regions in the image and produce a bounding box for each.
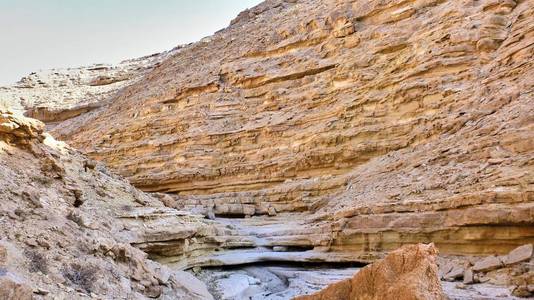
[0,0,262,85]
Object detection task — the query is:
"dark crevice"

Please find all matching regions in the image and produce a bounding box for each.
[199,260,367,270]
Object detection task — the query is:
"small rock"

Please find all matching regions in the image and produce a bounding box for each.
[472,255,503,272]
[34,288,49,295]
[36,237,50,249]
[463,268,474,284]
[455,283,467,289]
[273,246,288,252]
[504,244,533,266]
[267,206,277,216]
[438,262,453,279]
[83,159,97,171]
[22,191,42,208]
[24,239,38,247]
[444,265,464,280]
[0,246,6,265]
[71,189,85,207]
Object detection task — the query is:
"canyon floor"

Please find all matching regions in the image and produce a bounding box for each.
[1,0,533,299]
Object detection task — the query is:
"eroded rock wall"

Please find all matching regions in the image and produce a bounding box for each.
[0,48,180,126]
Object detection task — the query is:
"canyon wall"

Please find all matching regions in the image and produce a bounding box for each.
[55,0,533,258]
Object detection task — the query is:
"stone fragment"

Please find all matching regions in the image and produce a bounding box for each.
[0,245,6,265]
[504,244,533,266]
[444,265,464,281]
[34,288,50,295]
[273,246,288,252]
[83,159,97,171]
[438,261,453,279]
[472,256,503,272]
[268,206,277,216]
[463,268,474,284]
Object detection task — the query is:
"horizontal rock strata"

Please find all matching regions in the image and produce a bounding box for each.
[0,48,180,126]
[47,0,534,260]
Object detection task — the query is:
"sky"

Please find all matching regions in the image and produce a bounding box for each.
[0,0,262,85]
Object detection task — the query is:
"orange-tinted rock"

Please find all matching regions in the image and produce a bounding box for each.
[295,244,445,300]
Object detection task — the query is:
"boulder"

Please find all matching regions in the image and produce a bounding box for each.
[504,244,533,266]
[472,256,503,272]
[295,243,446,300]
[463,269,474,284]
[444,265,464,281]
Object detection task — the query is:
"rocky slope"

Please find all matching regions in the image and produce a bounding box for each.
[0,110,214,299]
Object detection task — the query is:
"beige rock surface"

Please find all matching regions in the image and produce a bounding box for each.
[294,243,446,300]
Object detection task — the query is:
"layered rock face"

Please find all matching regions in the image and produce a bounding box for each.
[46,0,534,259]
[295,243,445,300]
[0,110,213,299]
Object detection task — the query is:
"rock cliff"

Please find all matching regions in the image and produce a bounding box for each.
[0,48,180,126]
[46,0,533,259]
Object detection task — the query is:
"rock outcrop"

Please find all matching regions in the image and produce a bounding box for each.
[295,243,445,300]
[0,110,213,299]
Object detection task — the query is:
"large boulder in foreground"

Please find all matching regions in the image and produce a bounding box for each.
[295,244,445,300]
